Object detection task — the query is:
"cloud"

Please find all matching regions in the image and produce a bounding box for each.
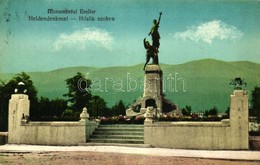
[53,27,113,51]
[174,20,243,44]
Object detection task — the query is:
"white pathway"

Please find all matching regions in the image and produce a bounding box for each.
[0,144,260,161]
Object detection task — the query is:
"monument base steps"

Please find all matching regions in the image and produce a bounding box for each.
[84,124,149,146]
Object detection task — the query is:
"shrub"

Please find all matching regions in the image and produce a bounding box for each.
[100,115,144,124]
[158,114,223,122]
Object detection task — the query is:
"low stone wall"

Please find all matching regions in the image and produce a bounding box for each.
[9,120,98,146]
[145,120,238,149]
[18,122,84,145]
[144,90,249,150]
[7,94,98,146]
[7,90,249,148]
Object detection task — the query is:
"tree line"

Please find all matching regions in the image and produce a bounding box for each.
[0,72,259,129]
[0,72,126,123]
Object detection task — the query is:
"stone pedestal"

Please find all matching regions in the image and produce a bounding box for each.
[142,65,163,114]
[126,64,176,117]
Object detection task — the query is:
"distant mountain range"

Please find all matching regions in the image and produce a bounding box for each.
[1,59,259,112]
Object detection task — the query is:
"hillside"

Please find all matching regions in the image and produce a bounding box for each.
[1,59,259,112]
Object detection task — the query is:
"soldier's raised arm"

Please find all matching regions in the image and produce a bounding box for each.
[158,12,162,24]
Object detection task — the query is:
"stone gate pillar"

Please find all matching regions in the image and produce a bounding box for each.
[8,94,30,143]
[229,90,249,149]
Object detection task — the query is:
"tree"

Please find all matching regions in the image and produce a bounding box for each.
[61,109,78,121]
[50,98,68,117]
[36,97,50,119]
[117,100,126,116]
[89,95,108,118]
[0,72,38,117]
[0,72,38,129]
[0,81,9,131]
[251,86,260,117]
[110,100,126,116]
[34,97,68,120]
[63,72,92,113]
[0,81,10,114]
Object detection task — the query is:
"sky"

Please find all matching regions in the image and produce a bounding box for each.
[0,0,260,73]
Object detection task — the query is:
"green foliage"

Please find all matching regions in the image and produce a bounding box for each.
[0,108,8,131]
[0,81,8,113]
[0,72,71,122]
[204,106,218,117]
[61,109,80,121]
[225,107,230,118]
[0,72,37,110]
[158,115,223,122]
[63,72,92,113]
[62,72,113,119]
[89,95,109,118]
[100,116,144,124]
[0,72,38,117]
[0,72,39,129]
[1,59,260,112]
[251,86,260,118]
[182,105,192,116]
[61,109,74,117]
[110,100,126,116]
[31,97,68,121]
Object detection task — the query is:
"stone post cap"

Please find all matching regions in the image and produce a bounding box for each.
[145,106,154,118]
[145,64,161,71]
[80,107,89,120]
[144,107,154,125]
[229,77,247,90]
[83,107,87,112]
[233,90,247,96]
[14,81,28,94]
[18,82,25,85]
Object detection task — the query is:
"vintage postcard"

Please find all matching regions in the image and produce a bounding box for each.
[0,0,260,163]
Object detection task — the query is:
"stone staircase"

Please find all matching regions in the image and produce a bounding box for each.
[85,124,148,147]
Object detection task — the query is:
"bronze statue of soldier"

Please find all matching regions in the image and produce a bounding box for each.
[148,12,162,54]
[143,38,158,70]
[143,12,162,70]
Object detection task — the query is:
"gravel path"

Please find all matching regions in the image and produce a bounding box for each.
[0,145,260,165]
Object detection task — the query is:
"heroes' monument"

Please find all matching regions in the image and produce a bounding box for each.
[126,12,177,117]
